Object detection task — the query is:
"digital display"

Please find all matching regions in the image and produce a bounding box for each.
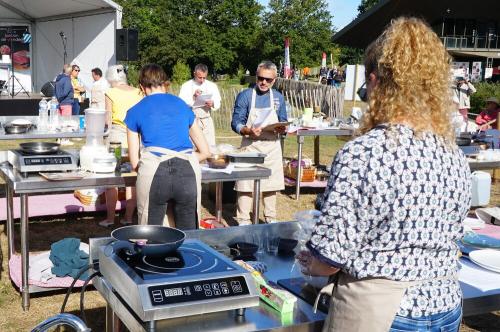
[24,157,72,165]
[148,276,250,306]
[164,287,183,297]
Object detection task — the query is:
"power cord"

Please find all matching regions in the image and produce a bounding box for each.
[79,271,102,324]
[60,262,99,314]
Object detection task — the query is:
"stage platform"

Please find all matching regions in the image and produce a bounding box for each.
[0,94,89,116]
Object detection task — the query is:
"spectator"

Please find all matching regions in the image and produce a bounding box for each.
[70,64,86,115]
[54,64,73,117]
[476,96,500,131]
[90,67,109,109]
[454,76,476,130]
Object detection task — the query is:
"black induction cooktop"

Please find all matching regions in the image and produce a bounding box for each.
[117,241,237,281]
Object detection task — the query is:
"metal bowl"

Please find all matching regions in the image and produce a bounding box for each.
[4,124,30,134]
[207,154,229,169]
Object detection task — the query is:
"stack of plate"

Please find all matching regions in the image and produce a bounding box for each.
[469,250,500,273]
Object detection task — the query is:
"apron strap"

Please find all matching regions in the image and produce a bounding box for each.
[142,146,193,160]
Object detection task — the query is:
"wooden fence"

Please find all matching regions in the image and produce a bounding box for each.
[170,79,344,131]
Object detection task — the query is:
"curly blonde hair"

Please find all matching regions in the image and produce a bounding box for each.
[360,17,454,141]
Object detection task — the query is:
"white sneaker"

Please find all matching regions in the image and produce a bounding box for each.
[98,219,114,227]
[119,219,133,226]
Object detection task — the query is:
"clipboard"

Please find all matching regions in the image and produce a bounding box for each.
[192,94,213,108]
[262,121,291,132]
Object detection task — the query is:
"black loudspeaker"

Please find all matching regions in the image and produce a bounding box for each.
[41,81,55,97]
[116,29,138,61]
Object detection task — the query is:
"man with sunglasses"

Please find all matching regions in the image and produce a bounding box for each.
[231,61,287,225]
[70,64,86,115]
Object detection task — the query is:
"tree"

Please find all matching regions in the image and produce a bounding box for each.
[115,0,263,75]
[357,0,379,16]
[261,0,334,68]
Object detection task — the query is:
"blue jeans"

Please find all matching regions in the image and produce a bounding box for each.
[72,98,80,115]
[389,305,462,332]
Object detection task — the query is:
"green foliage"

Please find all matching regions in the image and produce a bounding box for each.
[171,61,192,84]
[470,82,500,114]
[357,0,380,16]
[262,0,334,68]
[115,0,263,75]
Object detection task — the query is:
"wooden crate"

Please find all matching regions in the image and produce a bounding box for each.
[285,164,316,182]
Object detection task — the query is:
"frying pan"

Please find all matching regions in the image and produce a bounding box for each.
[104,225,186,257]
[19,142,60,154]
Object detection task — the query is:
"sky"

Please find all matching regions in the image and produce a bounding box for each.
[258,0,361,31]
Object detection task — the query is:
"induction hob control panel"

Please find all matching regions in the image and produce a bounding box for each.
[148,276,250,306]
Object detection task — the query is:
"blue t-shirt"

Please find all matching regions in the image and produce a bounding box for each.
[124,93,195,152]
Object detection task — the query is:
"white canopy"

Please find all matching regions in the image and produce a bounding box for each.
[0,0,122,93]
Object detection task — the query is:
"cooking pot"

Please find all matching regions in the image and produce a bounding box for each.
[19,142,60,154]
[104,225,186,257]
[4,123,32,134]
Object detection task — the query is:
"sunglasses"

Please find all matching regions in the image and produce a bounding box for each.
[73,69,80,72]
[257,76,274,83]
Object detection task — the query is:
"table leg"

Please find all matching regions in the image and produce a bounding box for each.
[6,185,14,259]
[20,194,30,311]
[295,135,304,200]
[314,135,320,165]
[215,182,223,222]
[252,179,261,224]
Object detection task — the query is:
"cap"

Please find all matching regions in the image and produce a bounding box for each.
[486,97,500,106]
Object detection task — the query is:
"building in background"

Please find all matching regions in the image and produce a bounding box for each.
[333,0,500,82]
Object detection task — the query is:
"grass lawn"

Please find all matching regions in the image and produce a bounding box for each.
[0,105,499,330]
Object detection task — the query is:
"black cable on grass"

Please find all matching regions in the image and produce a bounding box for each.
[60,262,99,314]
[80,271,101,324]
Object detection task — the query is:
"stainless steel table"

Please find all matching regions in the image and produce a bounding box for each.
[293,128,352,199]
[0,164,271,310]
[0,115,89,139]
[89,222,500,331]
[468,159,500,171]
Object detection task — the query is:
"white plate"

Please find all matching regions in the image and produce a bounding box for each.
[469,249,500,273]
[10,118,32,125]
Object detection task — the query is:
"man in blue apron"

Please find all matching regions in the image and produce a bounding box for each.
[231,61,287,225]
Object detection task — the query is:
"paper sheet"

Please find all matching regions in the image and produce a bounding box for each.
[252,107,273,128]
[192,94,213,108]
[459,257,500,292]
[201,164,234,174]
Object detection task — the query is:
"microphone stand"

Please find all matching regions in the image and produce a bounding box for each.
[7,36,30,98]
[60,33,67,65]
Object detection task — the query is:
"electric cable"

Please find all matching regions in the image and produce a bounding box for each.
[60,262,99,314]
[79,271,101,324]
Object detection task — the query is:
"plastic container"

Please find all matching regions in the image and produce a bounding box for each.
[471,171,491,206]
[49,97,59,129]
[38,98,48,131]
[84,108,106,135]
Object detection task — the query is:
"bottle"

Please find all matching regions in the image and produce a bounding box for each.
[38,98,48,131]
[49,96,59,130]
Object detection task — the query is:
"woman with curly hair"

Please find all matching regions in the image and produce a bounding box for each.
[298,17,471,331]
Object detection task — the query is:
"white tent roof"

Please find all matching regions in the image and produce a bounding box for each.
[0,0,121,22]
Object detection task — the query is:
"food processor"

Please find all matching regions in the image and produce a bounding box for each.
[79,108,117,173]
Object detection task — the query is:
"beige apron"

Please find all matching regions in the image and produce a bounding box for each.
[319,272,435,332]
[193,107,216,148]
[136,146,201,227]
[235,89,285,192]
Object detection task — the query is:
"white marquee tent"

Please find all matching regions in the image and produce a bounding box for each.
[0,0,122,93]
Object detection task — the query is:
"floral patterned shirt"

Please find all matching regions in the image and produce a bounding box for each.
[308,124,471,318]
